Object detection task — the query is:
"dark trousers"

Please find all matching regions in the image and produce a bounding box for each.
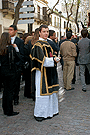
[24,67,31,98]
[85,66,90,84]
[13,70,21,102]
[72,66,76,84]
[0,66,1,92]
[2,74,16,114]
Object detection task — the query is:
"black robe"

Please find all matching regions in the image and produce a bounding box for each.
[30,40,59,96]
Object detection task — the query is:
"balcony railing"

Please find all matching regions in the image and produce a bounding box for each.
[2,0,14,12]
[34,13,51,24]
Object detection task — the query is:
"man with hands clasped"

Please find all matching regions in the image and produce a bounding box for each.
[30,25,60,122]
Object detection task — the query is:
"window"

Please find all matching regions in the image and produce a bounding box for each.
[69,23,71,28]
[57,18,59,27]
[54,17,56,26]
[42,7,47,21]
[51,15,52,25]
[64,21,66,29]
[37,5,40,19]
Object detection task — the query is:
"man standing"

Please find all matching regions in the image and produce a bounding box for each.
[47,30,60,56]
[9,25,24,105]
[78,28,90,92]
[60,31,77,91]
[30,25,60,122]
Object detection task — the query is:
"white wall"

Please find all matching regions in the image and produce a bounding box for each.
[0,0,2,9]
[0,12,27,33]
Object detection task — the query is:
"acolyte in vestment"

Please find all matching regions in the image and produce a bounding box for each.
[30,40,59,96]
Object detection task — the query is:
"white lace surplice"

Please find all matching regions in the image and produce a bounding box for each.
[34,57,59,118]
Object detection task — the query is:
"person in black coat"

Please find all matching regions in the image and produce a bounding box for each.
[59,37,67,70]
[0,32,20,116]
[47,30,60,57]
[71,36,79,84]
[9,25,24,105]
[24,28,39,101]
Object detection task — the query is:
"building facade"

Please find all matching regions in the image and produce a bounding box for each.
[0,0,78,39]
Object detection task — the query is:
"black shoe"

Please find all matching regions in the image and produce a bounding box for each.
[34,116,44,122]
[7,112,19,116]
[66,88,75,91]
[53,113,59,117]
[82,89,86,92]
[4,112,7,115]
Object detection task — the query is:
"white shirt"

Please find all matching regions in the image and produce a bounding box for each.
[11,36,19,52]
[39,37,47,41]
[47,38,53,41]
[11,36,16,44]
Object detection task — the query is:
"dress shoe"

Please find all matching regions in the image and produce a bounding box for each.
[82,89,86,92]
[7,112,19,116]
[34,116,44,122]
[53,113,59,117]
[4,112,7,115]
[66,88,75,91]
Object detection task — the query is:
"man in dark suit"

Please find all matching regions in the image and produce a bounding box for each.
[47,30,60,56]
[9,25,24,105]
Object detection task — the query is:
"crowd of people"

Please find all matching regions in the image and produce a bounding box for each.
[0,24,90,122]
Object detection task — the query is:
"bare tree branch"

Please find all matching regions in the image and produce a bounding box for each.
[68,2,73,17]
[64,0,74,28]
[53,0,60,9]
[75,0,80,33]
[13,0,24,26]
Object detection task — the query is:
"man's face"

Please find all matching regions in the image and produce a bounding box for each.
[50,32,56,40]
[9,27,17,37]
[52,32,56,39]
[39,28,49,40]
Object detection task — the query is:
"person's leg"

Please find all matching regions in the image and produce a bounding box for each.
[14,71,21,105]
[63,61,68,89]
[79,64,86,90]
[2,76,13,115]
[24,67,31,98]
[72,65,76,84]
[66,61,75,90]
[0,66,2,92]
[86,64,90,74]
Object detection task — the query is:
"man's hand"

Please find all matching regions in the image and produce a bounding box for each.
[55,37,58,42]
[54,57,61,63]
[12,44,17,48]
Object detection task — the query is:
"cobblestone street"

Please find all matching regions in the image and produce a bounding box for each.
[0,63,90,135]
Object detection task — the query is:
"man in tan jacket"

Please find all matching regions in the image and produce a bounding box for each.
[60,32,77,90]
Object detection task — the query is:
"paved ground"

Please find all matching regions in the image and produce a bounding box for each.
[0,63,90,135]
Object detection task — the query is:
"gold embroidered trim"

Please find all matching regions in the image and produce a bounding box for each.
[40,90,58,96]
[31,67,40,72]
[40,56,46,95]
[48,84,59,89]
[44,67,49,94]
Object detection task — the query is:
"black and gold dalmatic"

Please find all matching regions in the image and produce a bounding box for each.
[30,40,59,96]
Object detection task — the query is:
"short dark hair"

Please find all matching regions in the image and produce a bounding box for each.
[39,25,48,32]
[48,30,55,38]
[19,33,23,38]
[9,25,17,30]
[66,32,72,39]
[81,28,88,38]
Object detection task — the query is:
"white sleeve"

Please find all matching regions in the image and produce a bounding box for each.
[43,57,54,67]
[14,47,19,52]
